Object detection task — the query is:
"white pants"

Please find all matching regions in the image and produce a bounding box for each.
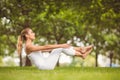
[28,47,75,70]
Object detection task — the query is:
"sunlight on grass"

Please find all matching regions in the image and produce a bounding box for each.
[0,67,120,80]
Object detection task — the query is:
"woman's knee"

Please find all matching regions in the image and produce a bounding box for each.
[62,47,75,56]
[51,48,63,53]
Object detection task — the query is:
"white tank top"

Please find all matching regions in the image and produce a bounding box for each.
[27,51,43,66]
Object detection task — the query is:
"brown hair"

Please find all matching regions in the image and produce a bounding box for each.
[17,28,31,55]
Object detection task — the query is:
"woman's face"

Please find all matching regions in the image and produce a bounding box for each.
[27,29,35,40]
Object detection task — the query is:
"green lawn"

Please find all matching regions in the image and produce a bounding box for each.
[0,67,119,80]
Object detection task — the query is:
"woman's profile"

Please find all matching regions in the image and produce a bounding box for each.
[17,28,93,70]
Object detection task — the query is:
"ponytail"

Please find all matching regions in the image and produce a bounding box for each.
[17,35,23,56]
[17,28,30,55]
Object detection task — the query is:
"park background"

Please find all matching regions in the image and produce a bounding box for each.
[0,0,120,80]
[0,0,120,68]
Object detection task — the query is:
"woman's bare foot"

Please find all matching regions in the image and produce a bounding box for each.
[79,45,93,54]
[81,48,93,59]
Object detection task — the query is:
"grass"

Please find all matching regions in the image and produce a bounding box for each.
[0,67,120,80]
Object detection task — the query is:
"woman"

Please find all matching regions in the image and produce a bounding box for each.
[17,28,93,70]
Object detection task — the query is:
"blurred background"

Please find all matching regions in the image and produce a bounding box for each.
[0,0,120,67]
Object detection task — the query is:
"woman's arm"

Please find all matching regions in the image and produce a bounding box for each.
[41,49,53,52]
[26,44,70,53]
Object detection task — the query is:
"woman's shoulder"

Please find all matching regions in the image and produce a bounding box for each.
[25,43,33,55]
[25,44,40,55]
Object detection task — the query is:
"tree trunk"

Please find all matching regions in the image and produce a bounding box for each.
[19,54,22,67]
[110,57,112,67]
[95,52,98,67]
[110,51,113,67]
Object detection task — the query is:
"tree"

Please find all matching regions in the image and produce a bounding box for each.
[0,0,120,67]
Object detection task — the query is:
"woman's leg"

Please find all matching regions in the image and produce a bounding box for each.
[44,47,81,70]
[44,48,63,70]
[36,47,76,70]
[62,47,86,59]
[62,46,93,59]
[39,46,93,70]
